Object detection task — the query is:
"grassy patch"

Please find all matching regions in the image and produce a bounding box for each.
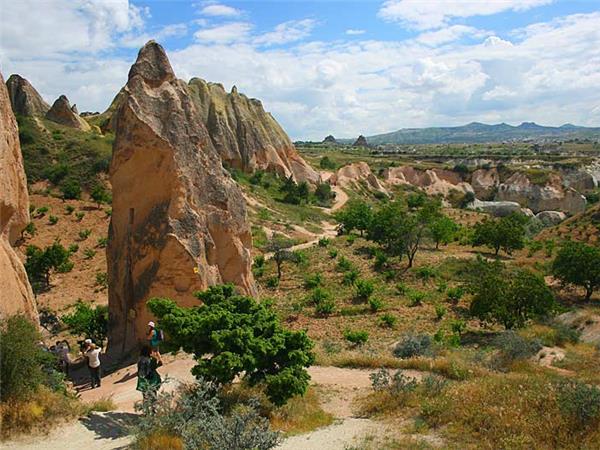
[270,388,334,435]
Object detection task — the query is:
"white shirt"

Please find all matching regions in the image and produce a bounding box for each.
[86,348,101,368]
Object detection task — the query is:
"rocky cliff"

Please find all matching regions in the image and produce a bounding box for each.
[6,74,50,117]
[0,72,38,323]
[496,172,586,214]
[353,135,368,147]
[188,78,319,184]
[383,166,474,197]
[331,162,387,194]
[46,95,91,131]
[107,41,256,357]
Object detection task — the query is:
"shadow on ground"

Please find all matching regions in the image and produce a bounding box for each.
[79,412,139,440]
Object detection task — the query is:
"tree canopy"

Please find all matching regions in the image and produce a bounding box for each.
[147,285,315,405]
[552,241,600,301]
[472,213,528,256]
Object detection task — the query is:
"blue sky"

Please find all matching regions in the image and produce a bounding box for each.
[1,0,600,139]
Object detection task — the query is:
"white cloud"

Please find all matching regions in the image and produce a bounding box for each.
[378,0,554,30]
[346,29,366,35]
[198,2,242,17]
[194,22,252,43]
[254,19,317,46]
[120,23,188,48]
[416,25,489,46]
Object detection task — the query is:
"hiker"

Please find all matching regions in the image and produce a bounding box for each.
[57,340,71,377]
[136,345,163,409]
[83,340,102,389]
[146,321,162,356]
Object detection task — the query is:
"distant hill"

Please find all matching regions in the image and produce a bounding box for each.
[364,122,600,145]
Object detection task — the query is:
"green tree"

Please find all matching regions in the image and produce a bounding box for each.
[552,241,600,301]
[314,182,334,204]
[472,213,527,256]
[265,234,298,280]
[90,183,111,209]
[25,240,72,290]
[429,215,458,249]
[334,199,373,236]
[468,258,555,329]
[62,301,109,346]
[59,177,82,200]
[147,285,314,406]
[279,176,310,205]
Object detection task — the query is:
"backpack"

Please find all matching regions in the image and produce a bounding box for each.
[157,329,164,342]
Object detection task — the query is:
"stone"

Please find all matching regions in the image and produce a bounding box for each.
[467,199,523,217]
[331,162,387,194]
[188,78,319,184]
[107,41,256,357]
[322,135,337,144]
[5,74,50,117]
[383,166,474,197]
[0,71,38,323]
[535,210,567,226]
[353,135,368,147]
[470,168,499,199]
[45,95,91,131]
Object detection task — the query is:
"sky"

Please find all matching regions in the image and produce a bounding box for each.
[1,0,600,140]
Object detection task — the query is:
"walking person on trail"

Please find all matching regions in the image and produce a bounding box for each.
[57,340,71,378]
[136,345,163,410]
[146,321,162,356]
[82,339,102,389]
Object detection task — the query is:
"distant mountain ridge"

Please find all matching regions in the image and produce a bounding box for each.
[360,122,600,145]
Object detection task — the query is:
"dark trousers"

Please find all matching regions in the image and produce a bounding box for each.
[89,365,101,388]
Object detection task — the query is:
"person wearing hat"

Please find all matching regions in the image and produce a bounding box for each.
[81,339,102,388]
[146,321,161,357]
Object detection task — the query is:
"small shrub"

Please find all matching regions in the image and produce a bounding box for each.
[265,276,279,289]
[435,304,446,321]
[393,334,433,359]
[346,234,356,246]
[336,256,353,272]
[314,296,335,316]
[83,248,96,259]
[450,319,466,336]
[436,281,448,293]
[23,222,36,237]
[64,205,75,215]
[492,331,542,368]
[368,297,384,312]
[557,379,600,426]
[373,250,388,271]
[104,208,112,217]
[48,215,59,225]
[95,272,108,289]
[68,243,79,254]
[75,211,85,222]
[414,265,437,284]
[304,273,324,289]
[78,229,92,240]
[370,368,418,394]
[309,287,331,306]
[396,282,409,295]
[36,206,49,217]
[378,313,397,328]
[342,268,360,286]
[408,290,426,307]
[446,286,464,304]
[355,279,375,301]
[421,375,448,397]
[318,237,330,247]
[328,248,338,259]
[344,329,369,346]
[96,237,108,248]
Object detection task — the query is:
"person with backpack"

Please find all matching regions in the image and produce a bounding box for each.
[146,321,163,355]
[136,344,163,410]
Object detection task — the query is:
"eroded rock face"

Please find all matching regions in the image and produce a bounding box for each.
[0,72,38,323]
[535,210,567,226]
[331,162,387,194]
[467,199,523,217]
[6,74,50,117]
[383,166,474,197]
[496,172,586,214]
[45,95,91,131]
[323,135,337,144]
[471,168,499,199]
[107,41,256,357]
[188,78,320,184]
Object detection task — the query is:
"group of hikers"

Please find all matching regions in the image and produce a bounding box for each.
[42,321,165,404]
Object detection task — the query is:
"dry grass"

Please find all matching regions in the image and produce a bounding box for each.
[135,432,184,450]
[0,387,81,440]
[270,388,334,435]
[80,396,117,415]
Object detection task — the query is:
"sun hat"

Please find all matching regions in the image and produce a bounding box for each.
[148,321,155,328]
[84,338,92,344]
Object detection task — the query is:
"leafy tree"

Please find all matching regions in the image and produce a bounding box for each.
[552,241,600,301]
[90,183,111,209]
[62,301,109,346]
[334,199,372,236]
[468,258,555,329]
[147,285,314,405]
[279,176,309,205]
[472,213,527,256]
[25,240,72,290]
[265,235,298,280]
[314,183,334,204]
[59,177,82,200]
[0,315,59,401]
[429,215,458,249]
[319,156,336,170]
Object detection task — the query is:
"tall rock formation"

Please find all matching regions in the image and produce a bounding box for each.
[0,72,38,323]
[353,135,368,147]
[6,74,50,117]
[323,135,337,144]
[188,78,319,184]
[45,95,91,131]
[107,41,256,357]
